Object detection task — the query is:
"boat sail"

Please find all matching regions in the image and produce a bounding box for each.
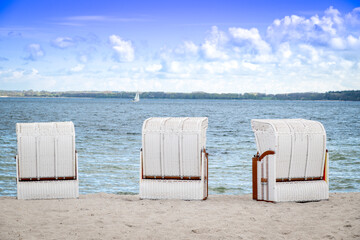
[132,92,140,102]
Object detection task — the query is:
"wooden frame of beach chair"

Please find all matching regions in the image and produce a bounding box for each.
[16,122,79,200]
[139,117,208,200]
[251,119,329,202]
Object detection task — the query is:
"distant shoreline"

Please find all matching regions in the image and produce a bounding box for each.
[1,90,359,101]
[0,96,354,102]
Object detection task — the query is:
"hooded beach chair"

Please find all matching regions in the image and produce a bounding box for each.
[251,119,329,202]
[139,117,208,200]
[16,122,78,199]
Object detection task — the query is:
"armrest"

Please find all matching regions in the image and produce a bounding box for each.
[258,150,275,161]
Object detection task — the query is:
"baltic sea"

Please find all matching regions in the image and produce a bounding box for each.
[1,97,359,196]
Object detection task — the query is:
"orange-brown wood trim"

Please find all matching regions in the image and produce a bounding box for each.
[323,149,328,181]
[261,177,323,182]
[203,148,209,198]
[258,150,275,161]
[252,155,258,200]
[140,148,143,180]
[19,176,77,182]
[75,149,78,179]
[143,176,201,180]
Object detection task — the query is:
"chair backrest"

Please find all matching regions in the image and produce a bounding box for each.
[16,122,76,180]
[142,117,208,178]
[251,119,326,179]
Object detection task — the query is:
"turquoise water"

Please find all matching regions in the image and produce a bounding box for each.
[0,98,359,196]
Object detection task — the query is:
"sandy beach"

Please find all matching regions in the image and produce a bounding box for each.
[0,192,359,240]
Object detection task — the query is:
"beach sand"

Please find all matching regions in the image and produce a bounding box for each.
[1,192,359,240]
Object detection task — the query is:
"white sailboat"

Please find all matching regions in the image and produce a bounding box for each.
[132,92,140,102]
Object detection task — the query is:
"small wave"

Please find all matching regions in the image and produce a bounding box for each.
[116,191,137,195]
[211,186,227,194]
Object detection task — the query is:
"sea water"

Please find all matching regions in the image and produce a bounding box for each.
[0,97,359,196]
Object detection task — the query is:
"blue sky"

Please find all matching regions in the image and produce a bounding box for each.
[0,0,359,93]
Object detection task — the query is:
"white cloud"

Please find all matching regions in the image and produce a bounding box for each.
[330,37,346,49]
[299,44,320,62]
[339,59,354,69]
[175,41,199,55]
[264,6,360,53]
[242,62,258,71]
[277,42,292,59]
[66,16,107,21]
[345,7,360,25]
[145,63,162,72]
[70,64,85,72]
[203,60,238,74]
[201,41,227,60]
[183,41,198,54]
[266,6,347,46]
[325,6,343,26]
[31,68,39,76]
[52,37,75,49]
[13,70,24,78]
[328,35,360,49]
[79,55,88,63]
[347,35,360,48]
[229,27,271,54]
[168,61,182,73]
[109,35,134,62]
[201,26,228,60]
[25,44,44,61]
[318,61,336,69]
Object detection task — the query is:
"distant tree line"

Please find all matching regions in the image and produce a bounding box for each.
[0,90,359,101]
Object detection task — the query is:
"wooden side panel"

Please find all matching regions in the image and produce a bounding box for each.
[252,156,258,200]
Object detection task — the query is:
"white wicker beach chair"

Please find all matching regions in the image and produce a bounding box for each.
[139,117,208,200]
[16,122,79,200]
[251,119,329,202]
